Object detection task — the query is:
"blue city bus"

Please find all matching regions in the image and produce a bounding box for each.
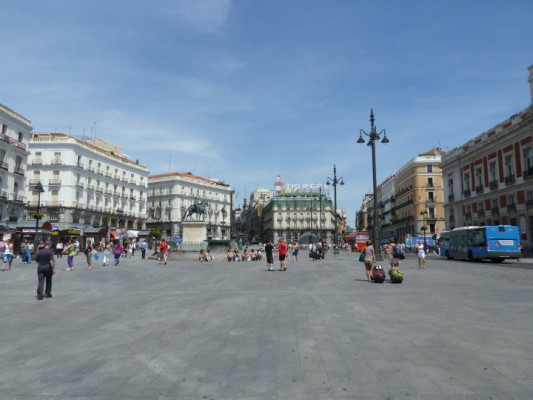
[438,225,521,262]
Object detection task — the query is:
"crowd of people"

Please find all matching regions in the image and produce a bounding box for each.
[0,232,435,300]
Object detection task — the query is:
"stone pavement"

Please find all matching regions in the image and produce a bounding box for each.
[1,251,532,400]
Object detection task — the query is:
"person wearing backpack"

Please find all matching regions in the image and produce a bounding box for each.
[390,239,405,267]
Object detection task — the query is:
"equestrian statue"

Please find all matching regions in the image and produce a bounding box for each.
[183,200,208,221]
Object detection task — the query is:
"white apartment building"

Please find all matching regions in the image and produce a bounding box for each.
[0,103,32,230]
[147,172,233,240]
[26,133,149,232]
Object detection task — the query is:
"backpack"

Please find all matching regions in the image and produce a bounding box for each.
[389,266,404,283]
[392,245,405,260]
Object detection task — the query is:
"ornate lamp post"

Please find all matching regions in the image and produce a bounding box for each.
[326,165,344,246]
[357,109,390,261]
[34,181,45,248]
[420,209,428,252]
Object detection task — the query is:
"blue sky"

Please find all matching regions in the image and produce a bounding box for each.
[2,0,533,226]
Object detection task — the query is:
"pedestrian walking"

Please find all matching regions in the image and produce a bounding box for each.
[35,241,55,300]
[2,239,15,271]
[158,239,168,265]
[362,240,375,282]
[265,239,274,271]
[291,241,299,262]
[85,240,94,269]
[102,243,110,266]
[64,239,76,271]
[20,239,31,264]
[139,240,147,259]
[113,240,123,266]
[416,240,427,269]
[55,241,63,258]
[277,238,287,271]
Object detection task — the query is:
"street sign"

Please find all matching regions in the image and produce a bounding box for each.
[172,236,182,243]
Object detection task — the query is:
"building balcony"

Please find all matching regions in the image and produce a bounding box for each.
[477,210,485,217]
[51,158,63,165]
[28,179,41,185]
[448,194,455,201]
[75,182,84,188]
[88,166,95,173]
[32,159,43,165]
[491,208,500,217]
[507,203,517,212]
[463,189,471,198]
[97,169,104,175]
[13,194,25,203]
[526,199,533,208]
[1,133,26,150]
[1,191,9,199]
[489,180,499,190]
[14,167,25,175]
[0,161,8,170]
[49,179,62,186]
[77,162,84,168]
[475,185,484,194]
[505,175,515,185]
[87,185,95,191]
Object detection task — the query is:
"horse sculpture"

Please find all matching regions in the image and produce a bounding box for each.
[183,200,208,221]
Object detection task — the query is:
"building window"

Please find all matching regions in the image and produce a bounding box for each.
[428,191,435,202]
[426,165,433,173]
[505,154,514,180]
[427,177,434,187]
[523,148,533,177]
[475,167,483,186]
[463,173,471,195]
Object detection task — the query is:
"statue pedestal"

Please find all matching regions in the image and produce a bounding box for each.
[182,222,207,243]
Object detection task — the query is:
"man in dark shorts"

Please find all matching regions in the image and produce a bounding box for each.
[35,241,55,300]
[278,238,288,271]
[264,239,274,271]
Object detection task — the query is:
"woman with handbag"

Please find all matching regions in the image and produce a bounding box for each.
[361,240,376,282]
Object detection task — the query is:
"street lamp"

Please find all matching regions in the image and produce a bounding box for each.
[326,165,344,246]
[420,209,428,252]
[34,181,45,248]
[357,109,390,261]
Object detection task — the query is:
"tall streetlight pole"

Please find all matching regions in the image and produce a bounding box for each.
[326,165,344,246]
[357,109,390,261]
[34,181,45,249]
[319,186,323,242]
[420,209,428,252]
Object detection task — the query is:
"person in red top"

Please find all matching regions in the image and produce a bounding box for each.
[158,239,169,265]
[277,238,288,271]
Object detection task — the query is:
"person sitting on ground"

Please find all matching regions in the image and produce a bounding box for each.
[388,264,404,283]
[242,249,249,261]
[227,248,233,261]
[250,249,257,261]
[233,249,240,262]
[198,249,206,262]
[205,249,213,262]
[255,249,263,261]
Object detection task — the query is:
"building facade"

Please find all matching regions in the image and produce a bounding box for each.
[0,104,32,231]
[26,133,149,232]
[147,172,233,240]
[356,148,446,245]
[441,108,533,254]
[261,190,337,244]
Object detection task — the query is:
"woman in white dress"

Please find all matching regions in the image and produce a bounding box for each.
[416,240,427,269]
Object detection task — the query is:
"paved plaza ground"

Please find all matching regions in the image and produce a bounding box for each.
[1,250,532,400]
